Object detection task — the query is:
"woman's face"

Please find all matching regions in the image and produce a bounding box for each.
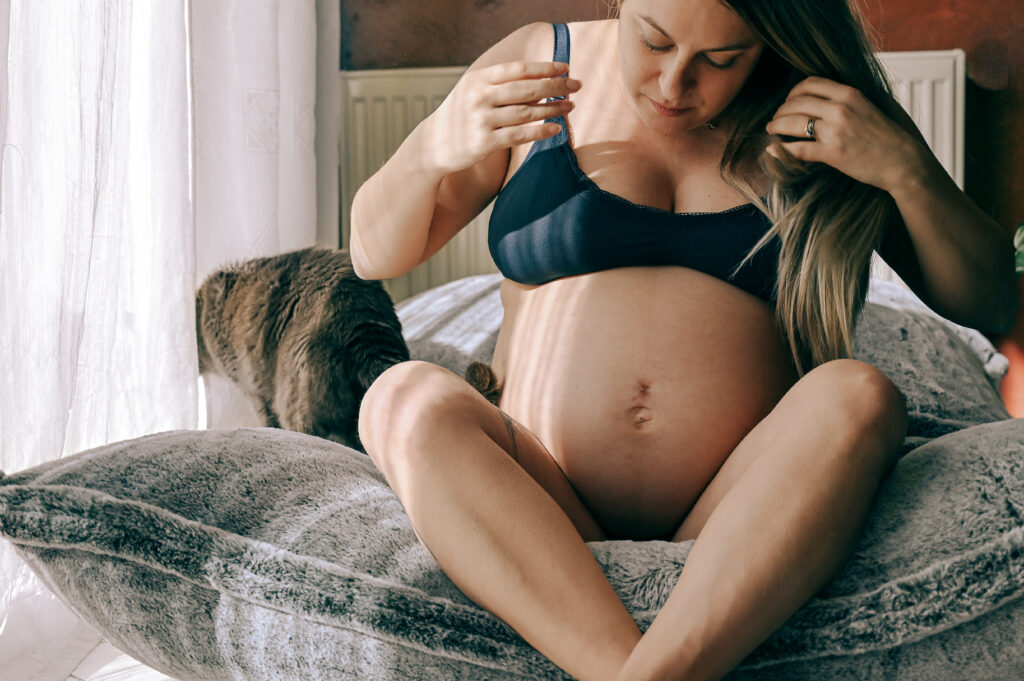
[616,0,765,134]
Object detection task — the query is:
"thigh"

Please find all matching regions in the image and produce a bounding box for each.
[359,360,608,542]
[492,407,608,541]
[671,359,907,542]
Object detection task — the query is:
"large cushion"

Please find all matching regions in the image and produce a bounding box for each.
[1,274,1022,680]
[1,422,1023,680]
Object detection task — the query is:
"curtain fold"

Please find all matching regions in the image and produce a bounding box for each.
[0,1,331,676]
[0,1,194,679]
[190,0,318,283]
[189,0,320,430]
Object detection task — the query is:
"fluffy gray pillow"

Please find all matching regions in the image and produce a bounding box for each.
[2,423,1024,680]
[856,278,1010,439]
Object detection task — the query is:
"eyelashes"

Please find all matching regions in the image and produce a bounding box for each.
[638,33,740,70]
[639,33,672,53]
[704,56,740,71]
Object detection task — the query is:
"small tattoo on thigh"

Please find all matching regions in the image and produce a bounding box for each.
[500,413,519,461]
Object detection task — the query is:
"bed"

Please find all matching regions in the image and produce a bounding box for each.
[4,43,1022,681]
[2,273,1023,681]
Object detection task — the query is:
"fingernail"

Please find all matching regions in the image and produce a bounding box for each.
[567,79,582,92]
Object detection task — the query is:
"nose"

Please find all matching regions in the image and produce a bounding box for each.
[658,55,696,103]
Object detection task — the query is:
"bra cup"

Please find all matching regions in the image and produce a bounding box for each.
[486,23,779,302]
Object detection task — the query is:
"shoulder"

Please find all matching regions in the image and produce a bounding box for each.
[465,22,557,73]
[467,20,614,73]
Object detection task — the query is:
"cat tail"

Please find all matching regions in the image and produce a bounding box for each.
[464,360,503,407]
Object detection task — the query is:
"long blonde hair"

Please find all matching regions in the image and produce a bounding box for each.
[612,0,907,375]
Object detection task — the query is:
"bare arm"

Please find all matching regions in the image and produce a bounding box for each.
[879,129,1018,332]
[348,119,501,280]
[349,22,579,281]
[767,76,1018,333]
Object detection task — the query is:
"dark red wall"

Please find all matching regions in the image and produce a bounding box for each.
[859,0,1023,233]
[856,0,1024,414]
[342,0,1024,411]
[341,0,606,70]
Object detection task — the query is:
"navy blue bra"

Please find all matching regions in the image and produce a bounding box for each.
[487,23,780,302]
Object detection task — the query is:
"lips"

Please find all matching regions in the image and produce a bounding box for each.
[648,97,690,117]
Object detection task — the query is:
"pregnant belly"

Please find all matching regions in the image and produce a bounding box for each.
[492,267,797,540]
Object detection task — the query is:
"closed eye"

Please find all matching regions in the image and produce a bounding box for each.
[641,32,741,70]
[703,54,740,70]
[640,32,672,53]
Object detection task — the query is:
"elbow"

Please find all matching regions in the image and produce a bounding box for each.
[348,233,409,281]
[348,236,370,280]
[348,207,386,280]
[971,267,1020,335]
[350,256,373,281]
[349,241,383,281]
[936,280,1019,336]
[967,249,1021,335]
[990,277,1021,335]
[990,250,1022,334]
[348,232,371,280]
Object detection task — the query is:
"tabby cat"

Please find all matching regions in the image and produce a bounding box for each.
[196,247,410,452]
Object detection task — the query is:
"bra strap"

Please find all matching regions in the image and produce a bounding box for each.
[528,23,571,155]
[552,23,570,68]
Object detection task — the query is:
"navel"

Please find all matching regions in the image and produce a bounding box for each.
[630,380,654,429]
[630,405,654,428]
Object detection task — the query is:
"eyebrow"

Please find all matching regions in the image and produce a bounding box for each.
[637,13,756,52]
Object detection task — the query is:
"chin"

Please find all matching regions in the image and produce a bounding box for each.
[639,96,709,130]
[644,108,704,134]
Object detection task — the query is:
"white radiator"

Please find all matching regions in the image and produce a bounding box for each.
[340,50,965,301]
[340,66,491,303]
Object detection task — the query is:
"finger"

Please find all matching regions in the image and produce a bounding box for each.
[485,60,570,85]
[765,112,826,140]
[491,75,581,106]
[488,99,574,129]
[767,140,824,163]
[771,94,836,120]
[494,120,565,148]
[786,76,861,106]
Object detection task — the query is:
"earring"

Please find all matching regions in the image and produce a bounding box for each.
[705,121,717,130]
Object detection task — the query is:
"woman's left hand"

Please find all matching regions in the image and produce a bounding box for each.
[765,76,927,194]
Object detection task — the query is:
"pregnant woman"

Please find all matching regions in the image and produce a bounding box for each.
[350,0,1017,679]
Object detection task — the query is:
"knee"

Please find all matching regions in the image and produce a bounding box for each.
[357,360,474,464]
[804,359,908,455]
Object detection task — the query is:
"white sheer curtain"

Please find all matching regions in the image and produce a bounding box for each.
[0,0,337,679]
[189,0,329,429]
[0,1,194,679]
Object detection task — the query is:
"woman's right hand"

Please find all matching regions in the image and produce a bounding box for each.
[426,61,581,175]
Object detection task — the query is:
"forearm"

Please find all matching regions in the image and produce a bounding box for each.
[349,116,447,280]
[887,144,1018,332]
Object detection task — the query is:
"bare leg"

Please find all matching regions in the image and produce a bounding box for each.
[359,360,642,681]
[615,359,908,681]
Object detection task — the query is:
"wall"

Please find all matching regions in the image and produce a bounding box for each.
[340,0,607,70]
[855,0,1024,414]
[341,0,1024,411]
